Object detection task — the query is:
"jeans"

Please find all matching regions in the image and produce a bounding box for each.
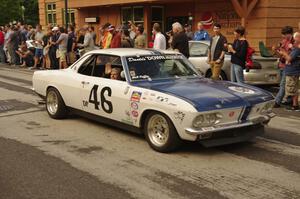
[0,44,6,63]
[231,63,245,84]
[275,69,286,104]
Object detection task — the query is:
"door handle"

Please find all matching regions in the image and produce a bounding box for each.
[81,81,90,85]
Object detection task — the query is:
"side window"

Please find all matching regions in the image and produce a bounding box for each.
[189,43,209,57]
[78,55,96,76]
[92,55,125,81]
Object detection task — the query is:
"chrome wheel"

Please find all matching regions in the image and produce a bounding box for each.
[46,90,58,115]
[147,114,170,147]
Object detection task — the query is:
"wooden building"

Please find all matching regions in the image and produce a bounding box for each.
[38,0,300,50]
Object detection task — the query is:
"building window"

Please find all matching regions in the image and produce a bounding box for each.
[151,6,164,32]
[46,3,56,25]
[63,9,76,25]
[121,6,144,26]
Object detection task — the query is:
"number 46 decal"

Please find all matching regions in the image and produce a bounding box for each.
[89,85,113,113]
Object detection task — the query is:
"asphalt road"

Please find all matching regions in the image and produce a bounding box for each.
[0,65,300,199]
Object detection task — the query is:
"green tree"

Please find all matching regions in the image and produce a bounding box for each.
[0,0,22,25]
[22,0,39,25]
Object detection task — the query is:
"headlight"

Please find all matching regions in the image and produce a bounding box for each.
[261,102,274,114]
[193,113,222,128]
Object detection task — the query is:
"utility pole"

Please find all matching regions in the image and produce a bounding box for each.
[65,0,68,31]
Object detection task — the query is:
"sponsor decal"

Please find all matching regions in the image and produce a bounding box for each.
[127,55,184,62]
[168,103,177,107]
[156,96,169,103]
[131,110,139,118]
[228,86,255,94]
[174,111,185,123]
[131,102,139,110]
[229,111,235,117]
[131,91,142,102]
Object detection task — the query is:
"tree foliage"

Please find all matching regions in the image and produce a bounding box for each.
[0,0,39,25]
[0,0,22,25]
[23,0,39,25]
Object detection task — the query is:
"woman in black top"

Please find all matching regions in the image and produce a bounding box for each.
[228,26,248,83]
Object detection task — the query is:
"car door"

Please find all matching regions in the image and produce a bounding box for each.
[188,42,210,74]
[81,54,132,123]
[57,54,94,109]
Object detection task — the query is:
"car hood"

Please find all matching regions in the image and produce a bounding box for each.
[131,78,273,112]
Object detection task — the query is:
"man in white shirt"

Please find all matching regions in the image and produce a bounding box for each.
[153,23,166,50]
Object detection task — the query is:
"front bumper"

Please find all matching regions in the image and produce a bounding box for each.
[185,112,275,138]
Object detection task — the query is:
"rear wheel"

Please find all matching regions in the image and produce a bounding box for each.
[144,112,182,153]
[46,88,68,119]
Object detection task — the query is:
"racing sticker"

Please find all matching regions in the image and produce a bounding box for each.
[228,86,255,94]
[131,110,139,118]
[131,102,139,110]
[174,111,185,123]
[131,91,142,102]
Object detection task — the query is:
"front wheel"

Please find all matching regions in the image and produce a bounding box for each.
[144,112,182,153]
[46,88,68,119]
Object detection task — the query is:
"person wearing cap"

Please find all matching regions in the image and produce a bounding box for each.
[101,23,113,49]
[49,26,60,69]
[207,23,227,80]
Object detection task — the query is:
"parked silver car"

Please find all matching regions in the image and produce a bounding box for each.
[188,41,280,85]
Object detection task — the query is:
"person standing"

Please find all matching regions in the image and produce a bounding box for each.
[277,32,300,111]
[121,29,134,48]
[207,23,227,80]
[0,27,6,63]
[101,23,113,49]
[78,25,95,53]
[184,24,194,41]
[110,26,122,48]
[194,22,210,41]
[49,27,60,69]
[32,25,44,69]
[56,27,68,69]
[134,25,147,49]
[67,25,76,65]
[153,23,166,50]
[272,26,294,108]
[228,26,248,84]
[7,26,21,66]
[171,22,189,58]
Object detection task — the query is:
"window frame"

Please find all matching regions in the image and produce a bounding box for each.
[151,6,165,32]
[45,3,57,25]
[121,6,144,26]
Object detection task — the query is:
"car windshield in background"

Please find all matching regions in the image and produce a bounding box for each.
[126,54,199,81]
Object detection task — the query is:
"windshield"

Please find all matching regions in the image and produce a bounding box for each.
[126,54,199,81]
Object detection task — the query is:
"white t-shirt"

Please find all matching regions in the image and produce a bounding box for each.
[153,32,166,50]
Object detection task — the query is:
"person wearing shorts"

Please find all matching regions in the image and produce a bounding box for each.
[32,25,44,69]
[279,32,300,111]
[56,27,68,69]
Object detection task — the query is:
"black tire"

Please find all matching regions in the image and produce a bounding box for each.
[144,112,183,153]
[46,87,68,119]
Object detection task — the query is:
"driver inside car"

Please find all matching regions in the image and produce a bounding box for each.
[110,68,122,80]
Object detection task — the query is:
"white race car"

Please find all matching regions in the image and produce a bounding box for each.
[33,49,275,152]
